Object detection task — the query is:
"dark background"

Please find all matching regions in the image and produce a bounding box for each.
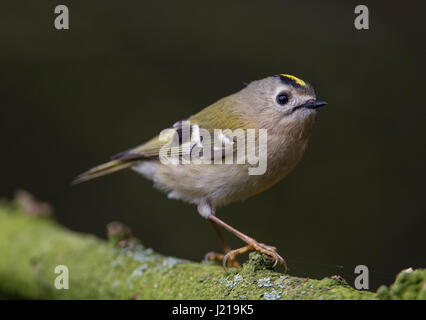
[0,1,424,291]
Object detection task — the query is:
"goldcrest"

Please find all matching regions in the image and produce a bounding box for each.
[74,74,327,271]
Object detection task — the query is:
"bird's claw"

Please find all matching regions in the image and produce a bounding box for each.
[204,251,241,268]
[223,240,287,272]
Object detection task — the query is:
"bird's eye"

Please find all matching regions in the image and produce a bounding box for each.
[276,94,289,105]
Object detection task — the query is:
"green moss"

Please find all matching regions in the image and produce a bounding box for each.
[0,200,422,300]
[377,268,426,300]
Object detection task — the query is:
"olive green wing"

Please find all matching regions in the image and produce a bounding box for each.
[112,96,251,161]
[73,96,250,184]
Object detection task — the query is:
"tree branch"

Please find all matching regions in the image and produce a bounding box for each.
[0,199,423,299]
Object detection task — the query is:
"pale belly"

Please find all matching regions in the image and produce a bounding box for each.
[132,137,308,209]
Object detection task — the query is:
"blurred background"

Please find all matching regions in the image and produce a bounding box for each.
[0,0,424,291]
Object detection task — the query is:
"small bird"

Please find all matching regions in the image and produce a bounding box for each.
[73,74,327,271]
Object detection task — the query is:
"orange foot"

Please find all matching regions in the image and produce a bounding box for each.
[204,251,241,269]
[207,215,288,272]
[223,239,287,272]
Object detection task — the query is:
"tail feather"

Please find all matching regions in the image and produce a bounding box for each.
[72,160,135,185]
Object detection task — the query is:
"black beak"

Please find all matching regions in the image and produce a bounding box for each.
[302,100,328,109]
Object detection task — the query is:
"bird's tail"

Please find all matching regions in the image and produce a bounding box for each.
[72,160,136,185]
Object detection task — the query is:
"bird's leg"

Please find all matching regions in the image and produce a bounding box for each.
[204,220,241,268]
[208,215,287,272]
[210,219,231,253]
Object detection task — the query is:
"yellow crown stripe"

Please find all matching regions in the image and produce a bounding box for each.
[280,74,306,87]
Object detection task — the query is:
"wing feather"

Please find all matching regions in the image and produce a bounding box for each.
[73,96,254,184]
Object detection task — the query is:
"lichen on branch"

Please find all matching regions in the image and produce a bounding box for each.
[0,199,423,300]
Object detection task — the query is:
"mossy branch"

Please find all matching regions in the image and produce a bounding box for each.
[0,199,424,300]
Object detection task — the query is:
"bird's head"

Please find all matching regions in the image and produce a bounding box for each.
[238,74,327,131]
